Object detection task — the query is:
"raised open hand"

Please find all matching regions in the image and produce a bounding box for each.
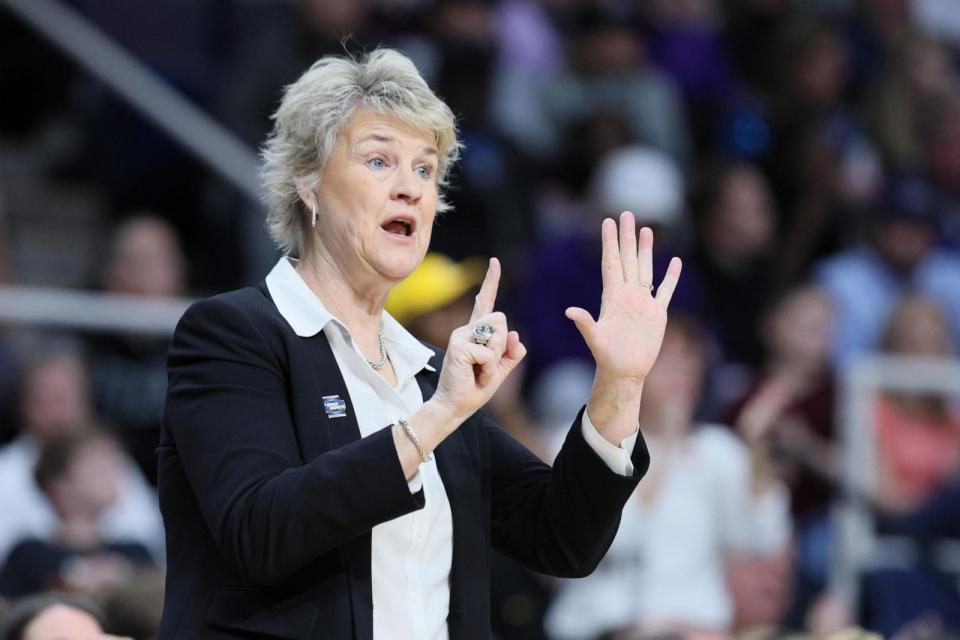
[565,212,682,386]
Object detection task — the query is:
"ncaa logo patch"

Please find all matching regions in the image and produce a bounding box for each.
[322,395,348,419]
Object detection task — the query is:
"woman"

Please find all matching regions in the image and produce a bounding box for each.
[157,49,681,640]
[874,295,960,510]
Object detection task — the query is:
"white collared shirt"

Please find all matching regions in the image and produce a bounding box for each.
[265,257,637,639]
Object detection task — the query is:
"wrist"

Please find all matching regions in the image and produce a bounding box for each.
[413,398,465,448]
[586,373,644,443]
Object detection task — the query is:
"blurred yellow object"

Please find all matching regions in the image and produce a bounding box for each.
[824,629,882,640]
[385,253,486,326]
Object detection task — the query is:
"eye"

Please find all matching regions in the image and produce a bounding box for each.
[416,164,434,180]
[367,156,387,170]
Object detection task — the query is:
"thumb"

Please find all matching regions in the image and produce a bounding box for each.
[565,307,599,347]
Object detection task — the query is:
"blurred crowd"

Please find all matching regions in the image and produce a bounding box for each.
[1,0,960,638]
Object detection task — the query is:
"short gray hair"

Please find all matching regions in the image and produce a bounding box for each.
[260,48,462,257]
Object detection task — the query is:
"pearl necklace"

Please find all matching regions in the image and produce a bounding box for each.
[366,326,389,370]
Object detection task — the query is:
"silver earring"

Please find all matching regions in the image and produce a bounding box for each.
[311,204,317,228]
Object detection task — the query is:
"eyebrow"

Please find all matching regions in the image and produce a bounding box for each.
[355,133,438,156]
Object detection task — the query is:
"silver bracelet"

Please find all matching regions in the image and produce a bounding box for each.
[398,418,432,463]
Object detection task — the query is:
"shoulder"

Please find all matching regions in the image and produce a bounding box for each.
[4,538,55,562]
[814,249,873,281]
[174,285,293,345]
[922,249,960,276]
[169,286,290,373]
[178,286,276,331]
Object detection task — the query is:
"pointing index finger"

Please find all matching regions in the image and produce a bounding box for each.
[470,257,501,322]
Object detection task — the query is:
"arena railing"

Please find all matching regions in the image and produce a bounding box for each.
[0,0,279,282]
[0,0,261,203]
[830,355,960,607]
[0,284,193,336]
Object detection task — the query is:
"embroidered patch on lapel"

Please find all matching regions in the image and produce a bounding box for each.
[322,395,348,419]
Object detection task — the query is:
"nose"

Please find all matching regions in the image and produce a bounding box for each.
[390,166,422,204]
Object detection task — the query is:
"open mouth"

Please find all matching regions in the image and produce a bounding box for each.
[381,216,415,237]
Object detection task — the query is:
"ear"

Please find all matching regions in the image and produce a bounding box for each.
[294,176,316,213]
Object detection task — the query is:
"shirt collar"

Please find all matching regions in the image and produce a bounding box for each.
[265,257,436,373]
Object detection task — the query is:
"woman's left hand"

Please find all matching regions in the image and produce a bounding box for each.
[565,212,682,442]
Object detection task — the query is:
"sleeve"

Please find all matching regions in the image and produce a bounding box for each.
[487,406,650,578]
[163,297,424,584]
[580,411,638,476]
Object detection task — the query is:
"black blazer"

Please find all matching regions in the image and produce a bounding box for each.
[157,284,650,639]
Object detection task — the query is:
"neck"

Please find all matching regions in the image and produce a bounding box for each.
[295,248,389,343]
[767,357,822,385]
[56,516,101,549]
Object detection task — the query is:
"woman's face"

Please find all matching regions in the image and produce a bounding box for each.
[888,299,953,357]
[706,167,774,260]
[306,109,440,287]
[766,288,833,364]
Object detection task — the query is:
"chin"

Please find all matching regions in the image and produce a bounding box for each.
[380,256,424,282]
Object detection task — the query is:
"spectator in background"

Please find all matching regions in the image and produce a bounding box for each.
[856,296,960,638]
[919,93,960,248]
[489,0,566,160]
[0,428,154,599]
[0,189,18,446]
[644,0,742,149]
[520,145,694,384]
[864,31,957,171]
[97,568,164,640]
[533,8,692,167]
[691,161,778,370]
[218,0,376,149]
[764,15,882,283]
[873,295,960,512]
[0,343,163,568]
[87,213,186,484]
[723,285,837,627]
[417,6,538,269]
[545,317,791,639]
[0,592,130,640]
[844,0,916,97]
[814,175,960,370]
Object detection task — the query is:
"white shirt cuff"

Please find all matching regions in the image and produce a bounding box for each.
[580,411,638,476]
[407,470,423,493]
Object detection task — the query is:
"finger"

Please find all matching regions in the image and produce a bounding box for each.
[463,342,497,387]
[654,256,683,306]
[565,307,599,348]
[470,257,501,323]
[619,211,638,283]
[499,331,527,376]
[638,226,654,287]
[600,217,622,287]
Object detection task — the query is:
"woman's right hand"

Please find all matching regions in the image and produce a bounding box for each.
[430,257,527,426]
[396,258,526,478]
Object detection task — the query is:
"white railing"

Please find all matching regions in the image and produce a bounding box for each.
[0,285,193,336]
[0,0,262,203]
[831,355,960,605]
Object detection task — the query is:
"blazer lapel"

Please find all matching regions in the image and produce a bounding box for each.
[300,333,374,639]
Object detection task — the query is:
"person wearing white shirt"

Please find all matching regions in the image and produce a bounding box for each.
[157,48,683,640]
[0,348,163,569]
